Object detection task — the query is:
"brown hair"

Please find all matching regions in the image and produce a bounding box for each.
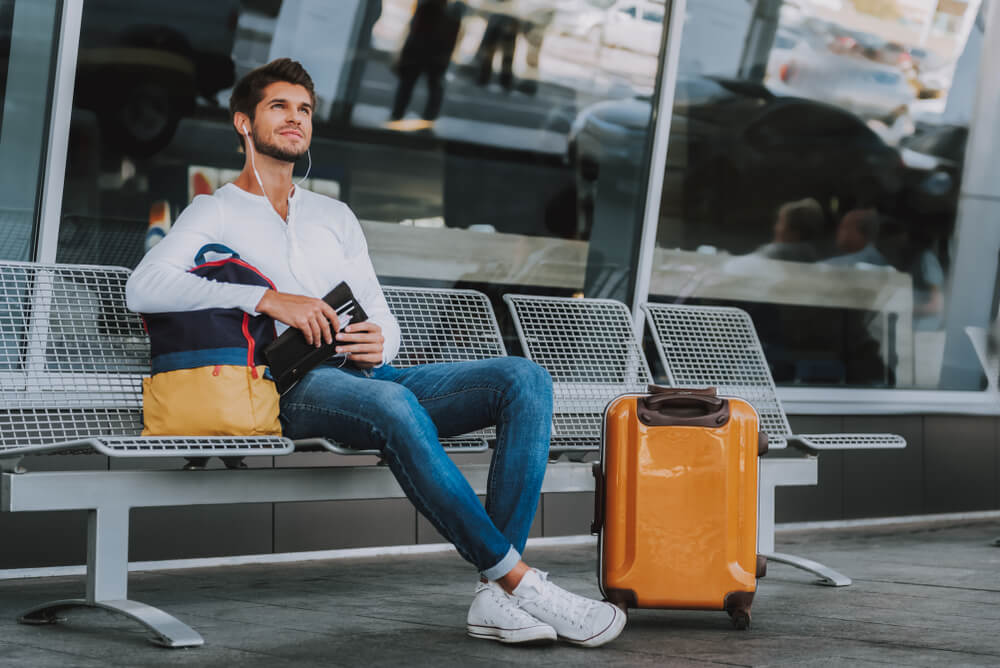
[777,198,824,242]
[228,58,316,148]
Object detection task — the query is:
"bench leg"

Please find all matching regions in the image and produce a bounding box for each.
[17,505,203,648]
[759,457,851,587]
[19,598,204,648]
[763,552,851,587]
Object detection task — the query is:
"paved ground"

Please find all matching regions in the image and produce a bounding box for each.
[1,519,998,667]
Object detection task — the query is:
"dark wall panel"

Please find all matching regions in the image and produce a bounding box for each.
[923,416,997,513]
[842,416,924,518]
[777,416,845,522]
[130,504,273,561]
[274,499,415,552]
[542,492,594,537]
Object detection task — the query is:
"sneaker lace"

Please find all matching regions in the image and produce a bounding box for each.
[529,570,594,630]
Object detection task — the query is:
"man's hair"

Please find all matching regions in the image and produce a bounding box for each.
[844,208,881,242]
[229,58,316,148]
[778,198,824,242]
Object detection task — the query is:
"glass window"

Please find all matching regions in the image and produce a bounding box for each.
[647,0,985,390]
[0,0,62,261]
[58,0,667,350]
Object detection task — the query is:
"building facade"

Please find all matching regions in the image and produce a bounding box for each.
[1,0,998,568]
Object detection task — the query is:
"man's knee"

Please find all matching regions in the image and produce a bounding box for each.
[371,383,431,437]
[497,357,552,400]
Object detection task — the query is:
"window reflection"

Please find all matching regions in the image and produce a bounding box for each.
[58,0,665,351]
[645,0,983,390]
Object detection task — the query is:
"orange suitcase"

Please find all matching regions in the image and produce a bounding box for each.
[593,386,768,629]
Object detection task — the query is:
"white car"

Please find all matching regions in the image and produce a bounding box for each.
[602,0,664,55]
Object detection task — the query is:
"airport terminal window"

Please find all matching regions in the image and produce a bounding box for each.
[0,0,61,261]
[56,0,667,347]
[645,0,985,390]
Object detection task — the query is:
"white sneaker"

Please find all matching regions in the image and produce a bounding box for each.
[511,569,626,648]
[467,581,557,644]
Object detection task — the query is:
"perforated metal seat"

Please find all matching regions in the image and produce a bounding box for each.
[298,286,506,456]
[641,303,905,451]
[0,261,293,472]
[504,294,652,452]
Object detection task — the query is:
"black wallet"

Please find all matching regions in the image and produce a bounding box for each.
[264,282,368,394]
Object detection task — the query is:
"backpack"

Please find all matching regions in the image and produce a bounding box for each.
[140,244,281,436]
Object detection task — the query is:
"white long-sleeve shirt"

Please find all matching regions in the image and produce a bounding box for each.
[126,183,401,365]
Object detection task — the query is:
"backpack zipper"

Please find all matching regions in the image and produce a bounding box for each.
[241,313,259,379]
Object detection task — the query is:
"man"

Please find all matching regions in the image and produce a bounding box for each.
[126,58,625,648]
[825,208,889,267]
[753,198,824,263]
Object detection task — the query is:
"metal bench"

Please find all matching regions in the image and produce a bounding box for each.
[0,260,294,474]
[1,261,575,648]
[503,294,652,455]
[641,302,906,586]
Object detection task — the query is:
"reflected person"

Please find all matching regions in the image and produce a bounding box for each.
[126,58,625,648]
[475,2,519,90]
[389,0,462,126]
[752,198,824,262]
[825,208,889,267]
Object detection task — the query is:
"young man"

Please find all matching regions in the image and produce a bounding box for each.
[126,58,625,648]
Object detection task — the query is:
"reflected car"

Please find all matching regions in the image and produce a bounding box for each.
[770,50,915,121]
[898,124,967,216]
[601,0,664,55]
[568,76,904,252]
[72,0,240,157]
[551,0,662,54]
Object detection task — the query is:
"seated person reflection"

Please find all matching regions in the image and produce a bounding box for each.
[825,208,889,267]
[125,59,625,648]
[752,198,824,263]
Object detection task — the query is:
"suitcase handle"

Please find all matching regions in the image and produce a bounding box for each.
[638,393,731,428]
[590,461,604,534]
[647,384,717,397]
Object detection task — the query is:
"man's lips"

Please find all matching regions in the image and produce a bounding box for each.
[279,129,303,139]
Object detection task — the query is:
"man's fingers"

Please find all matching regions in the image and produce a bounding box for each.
[336,331,385,343]
[337,343,381,354]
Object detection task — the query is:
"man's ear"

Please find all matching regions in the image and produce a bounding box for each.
[233,113,250,136]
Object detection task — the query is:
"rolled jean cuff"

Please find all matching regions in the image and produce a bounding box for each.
[481,546,521,581]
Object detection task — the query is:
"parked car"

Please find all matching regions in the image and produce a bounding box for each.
[600,0,664,55]
[568,76,904,252]
[551,0,663,54]
[72,0,240,157]
[898,124,967,216]
[770,49,915,121]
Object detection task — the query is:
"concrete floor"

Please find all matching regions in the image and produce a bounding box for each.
[0,519,998,667]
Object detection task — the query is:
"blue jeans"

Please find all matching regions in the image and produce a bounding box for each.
[279,357,553,580]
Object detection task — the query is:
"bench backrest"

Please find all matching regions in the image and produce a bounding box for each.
[504,294,652,449]
[383,286,506,367]
[384,286,506,445]
[0,261,148,451]
[641,302,793,443]
[0,264,509,452]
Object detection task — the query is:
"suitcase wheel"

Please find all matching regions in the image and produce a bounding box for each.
[729,609,751,630]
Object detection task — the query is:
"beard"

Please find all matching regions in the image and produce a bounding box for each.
[251,126,308,163]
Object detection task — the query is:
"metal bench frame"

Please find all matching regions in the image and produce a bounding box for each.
[642,302,906,586]
[503,294,653,455]
[0,261,519,647]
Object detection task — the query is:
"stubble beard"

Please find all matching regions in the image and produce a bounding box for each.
[252,127,307,164]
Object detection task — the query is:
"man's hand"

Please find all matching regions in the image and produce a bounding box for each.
[256,290,339,347]
[336,321,384,369]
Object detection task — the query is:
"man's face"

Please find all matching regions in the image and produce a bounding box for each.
[249,81,313,163]
[836,216,861,252]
